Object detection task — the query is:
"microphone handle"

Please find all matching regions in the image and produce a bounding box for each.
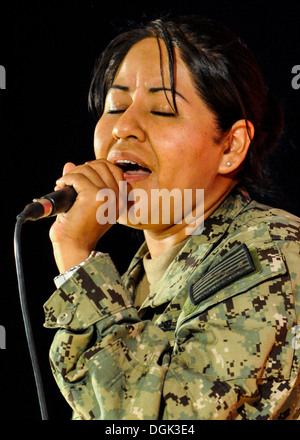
[19,186,77,221]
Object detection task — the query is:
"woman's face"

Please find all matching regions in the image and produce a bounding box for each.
[94,38,228,229]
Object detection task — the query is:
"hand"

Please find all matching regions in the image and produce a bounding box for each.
[49,160,125,273]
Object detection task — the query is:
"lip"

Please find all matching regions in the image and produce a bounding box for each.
[107,151,152,183]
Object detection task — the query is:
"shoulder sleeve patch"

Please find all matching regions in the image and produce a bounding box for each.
[189,244,256,305]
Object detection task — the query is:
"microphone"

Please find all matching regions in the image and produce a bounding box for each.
[18,186,77,222]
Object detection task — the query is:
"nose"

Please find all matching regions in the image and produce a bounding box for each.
[112,105,146,142]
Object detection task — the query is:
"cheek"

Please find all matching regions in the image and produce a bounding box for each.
[93,118,112,159]
[158,136,221,189]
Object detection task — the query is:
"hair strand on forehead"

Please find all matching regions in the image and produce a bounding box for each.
[155,36,178,114]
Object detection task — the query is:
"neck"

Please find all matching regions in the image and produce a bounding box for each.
[143,185,235,258]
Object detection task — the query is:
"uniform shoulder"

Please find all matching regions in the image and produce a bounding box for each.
[235,199,300,243]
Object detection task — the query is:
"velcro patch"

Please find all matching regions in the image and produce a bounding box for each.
[189,244,256,305]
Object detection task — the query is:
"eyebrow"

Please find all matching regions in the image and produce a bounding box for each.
[149,87,187,102]
[110,85,129,92]
[110,84,187,102]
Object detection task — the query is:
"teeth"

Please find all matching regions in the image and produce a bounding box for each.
[116,160,138,165]
[114,159,151,174]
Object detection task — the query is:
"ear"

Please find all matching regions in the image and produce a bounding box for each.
[218,119,254,175]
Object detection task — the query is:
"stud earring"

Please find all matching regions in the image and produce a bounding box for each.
[226,161,232,167]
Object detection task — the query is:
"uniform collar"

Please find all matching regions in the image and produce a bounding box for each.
[124,187,252,308]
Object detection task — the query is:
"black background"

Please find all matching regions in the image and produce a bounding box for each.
[1,0,299,420]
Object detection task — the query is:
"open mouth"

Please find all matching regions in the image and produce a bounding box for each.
[115,159,152,176]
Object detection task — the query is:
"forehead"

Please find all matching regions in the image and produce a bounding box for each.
[112,37,188,89]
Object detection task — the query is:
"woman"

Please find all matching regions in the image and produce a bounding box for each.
[44,16,300,419]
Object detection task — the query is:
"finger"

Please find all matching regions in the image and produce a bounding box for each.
[88,159,124,180]
[56,161,123,196]
[54,162,77,190]
[63,162,77,175]
[60,160,124,192]
[84,159,125,189]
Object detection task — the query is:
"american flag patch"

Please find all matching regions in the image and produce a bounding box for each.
[189,244,256,305]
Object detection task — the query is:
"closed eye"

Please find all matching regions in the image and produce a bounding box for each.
[106,109,125,114]
[106,109,176,117]
[151,111,176,117]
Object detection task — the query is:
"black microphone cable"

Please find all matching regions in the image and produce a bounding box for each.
[13,186,77,420]
[14,213,49,420]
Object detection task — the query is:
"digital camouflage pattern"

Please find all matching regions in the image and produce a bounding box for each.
[44,189,300,419]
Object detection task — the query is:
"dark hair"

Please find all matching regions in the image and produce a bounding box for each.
[88,15,284,200]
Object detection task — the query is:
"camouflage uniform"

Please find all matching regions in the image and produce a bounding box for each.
[44,189,300,419]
